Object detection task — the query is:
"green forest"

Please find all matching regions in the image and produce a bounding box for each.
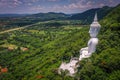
[0,4,120,80]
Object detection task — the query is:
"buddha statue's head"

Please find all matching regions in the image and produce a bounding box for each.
[89,26,100,38]
[89,13,101,38]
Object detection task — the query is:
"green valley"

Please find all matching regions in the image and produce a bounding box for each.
[0,4,120,80]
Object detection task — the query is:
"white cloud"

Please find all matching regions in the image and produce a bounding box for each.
[0,0,23,8]
[27,3,33,6]
[30,5,44,11]
[48,0,93,13]
[13,0,22,6]
[31,0,39,2]
[48,0,59,2]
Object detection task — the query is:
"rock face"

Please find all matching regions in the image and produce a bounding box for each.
[58,57,79,76]
[58,13,101,76]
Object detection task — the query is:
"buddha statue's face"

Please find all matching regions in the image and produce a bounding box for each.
[89,27,100,38]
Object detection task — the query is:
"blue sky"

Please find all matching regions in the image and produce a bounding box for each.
[0,0,120,14]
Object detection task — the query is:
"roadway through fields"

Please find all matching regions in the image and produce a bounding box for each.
[0,24,34,34]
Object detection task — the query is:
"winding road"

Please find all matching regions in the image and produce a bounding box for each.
[0,24,34,34]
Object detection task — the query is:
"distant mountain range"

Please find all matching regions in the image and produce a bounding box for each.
[0,5,119,24]
[0,14,28,18]
[25,12,69,20]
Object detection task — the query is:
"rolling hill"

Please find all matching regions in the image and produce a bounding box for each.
[25,12,69,20]
[70,6,113,24]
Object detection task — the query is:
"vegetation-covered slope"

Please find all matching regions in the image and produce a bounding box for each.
[0,22,89,80]
[77,4,120,80]
[70,6,113,24]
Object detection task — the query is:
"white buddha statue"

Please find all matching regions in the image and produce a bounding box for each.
[59,13,101,76]
[88,13,101,54]
[79,13,101,60]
